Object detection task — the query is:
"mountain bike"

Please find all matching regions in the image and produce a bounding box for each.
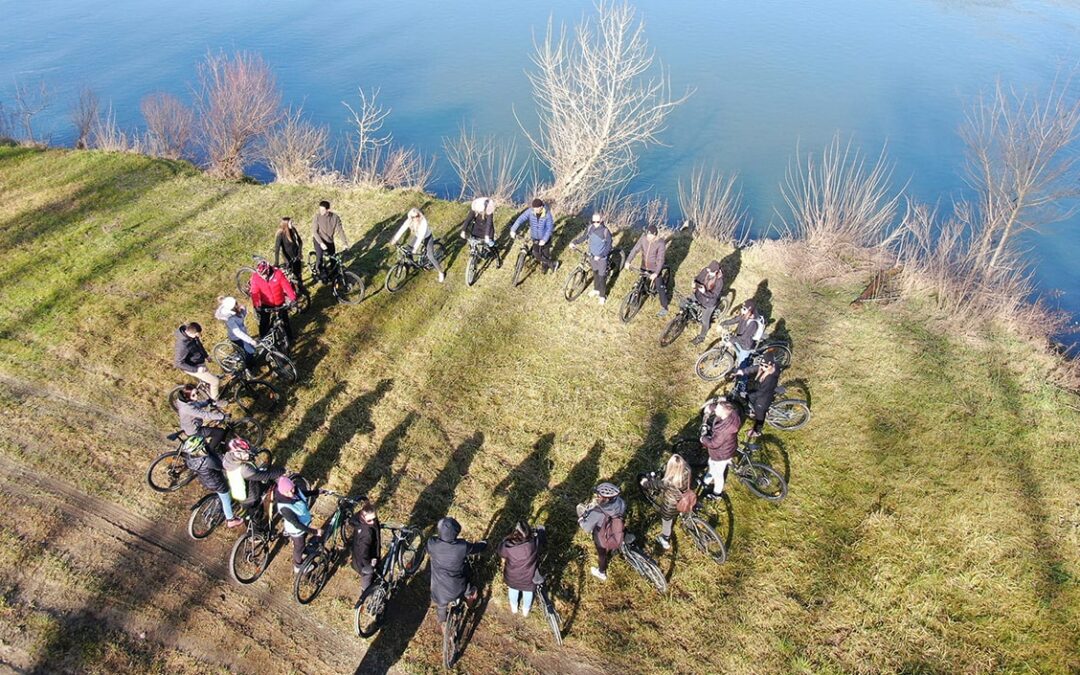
[533,561,564,646]
[464,237,500,286]
[229,478,300,584]
[188,450,272,538]
[637,472,726,564]
[726,381,811,432]
[307,251,365,304]
[672,436,788,502]
[619,267,672,323]
[235,256,311,313]
[167,371,282,417]
[294,491,362,604]
[353,523,426,637]
[385,242,447,293]
[510,236,551,287]
[146,414,264,493]
[563,246,624,301]
[659,291,734,347]
[211,332,297,384]
[694,333,792,381]
[442,553,483,669]
[616,533,668,594]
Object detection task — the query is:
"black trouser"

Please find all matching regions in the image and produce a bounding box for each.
[421,236,443,275]
[469,237,502,268]
[590,256,608,297]
[201,426,226,453]
[696,301,718,340]
[258,307,293,344]
[315,241,335,277]
[592,531,614,573]
[290,534,308,566]
[532,240,555,271]
[643,269,669,310]
[230,339,256,368]
[286,257,306,294]
[355,561,375,594]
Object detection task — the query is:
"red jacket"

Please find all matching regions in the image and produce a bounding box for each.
[249,268,296,309]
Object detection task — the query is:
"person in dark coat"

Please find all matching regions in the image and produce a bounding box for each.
[624,225,670,315]
[734,354,780,439]
[700,398,742,500]
[459,197,503,269]
[174,322,220,401]
[427,517,487,624]
[350,502,381,595]
[274,216,306,295]
[719,299,766,367]
[182,435,243,528]
[497,521,545,617]
[571,213,614,304]
[690,260,724,345]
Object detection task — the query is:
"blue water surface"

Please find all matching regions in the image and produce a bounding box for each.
[1,0,1077,345]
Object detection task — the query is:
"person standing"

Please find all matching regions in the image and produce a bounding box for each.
[498,521,545,617]
[510,198,558,273]
[571,213,614,305]
[577,482,626,581]
[428,517,486,625]
[624,225,670,316]
[312,200,349,279]
[274,216,306,295]
[699,398,742,500]
[174,322,220,402]
[690,260,724,345]
[248,260,296,346]
[639,454,694,550]
[273,475,321,574]
[350,502,381,595]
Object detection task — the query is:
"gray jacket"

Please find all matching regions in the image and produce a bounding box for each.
[578,496,627,535]
[312,211,347,249]
[177,400,225,436]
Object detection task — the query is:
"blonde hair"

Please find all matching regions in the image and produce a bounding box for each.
[662,454,691,492]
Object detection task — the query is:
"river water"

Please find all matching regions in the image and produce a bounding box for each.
[2,0,1078,348]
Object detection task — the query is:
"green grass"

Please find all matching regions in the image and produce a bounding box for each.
[0,146,1077,673]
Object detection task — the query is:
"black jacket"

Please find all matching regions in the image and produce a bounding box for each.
[274,227,303,266]
[498,529,544,592]
[460,211,495,241]
[693,267,724,306]
[428,520,486,606]
[742,364,780,420]
[185,452,228,494]
[174,326,208,373]
[351,517,381,574]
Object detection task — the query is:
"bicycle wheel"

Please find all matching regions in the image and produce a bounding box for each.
[398,530,426,576]
[738,462,788,502]
[765,399,811,431]
[354,583,387,638]
[253,448,272,468]
[760,343,793,369]
[264,349,297,384]
[442,605,463,669]
[294,551,330,604]
[235,267,256,297]
[623,546,668,594]
[465,253,479,286]
[334,271,365,305]
[694,348,735,382]
[540,588,563,646]
[227,416,264,447]
[671,437,708,469]
[146,451,195,493]
[564,266,590,301]
[432,241,447,262]
[619,287,644,323]
[188,493,224,540]
[212,341,247,374]
[512,249,528,287]
[682,514,727,564]
[232,379,282,416]
[230,531,271,584]
[659,314,689,347]
[385,263,408,293]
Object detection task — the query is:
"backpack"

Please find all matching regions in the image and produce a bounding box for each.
[180,434,209,458]
[597,513,625,551]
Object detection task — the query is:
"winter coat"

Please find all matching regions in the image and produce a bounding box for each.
[741,364,781,420]
[249,268,297,309]
[274,227,304,266]
[642,473,688,521]
[174,326,208,373]
[510,208,554,243]
[498,529,544,592]
[460,211,495,241]
[351,517,381,574]
[222,451,284,504]
[693,267,724,306]
[700,406,742,461]
[626,235,667,274]
[578,497,627,539]
[572,224,613,259]
[428,519,486,607]
[185,451,229,494]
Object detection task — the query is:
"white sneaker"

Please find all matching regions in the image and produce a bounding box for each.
[509,603,518,615]
[656,535,671,550]
[522,608,530,618]
[590,567,607,581]
[588,289,599,297]
[598,297,606,305]
[438,272,446,283]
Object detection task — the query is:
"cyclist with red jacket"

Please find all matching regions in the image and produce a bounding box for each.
[249,260,297,346]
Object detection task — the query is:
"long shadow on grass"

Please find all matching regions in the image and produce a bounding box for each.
[297,379,393,485]
[349,411,419,506]
[485,433,554,543]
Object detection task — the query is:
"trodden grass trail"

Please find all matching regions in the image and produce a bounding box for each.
[0,146,1077,673]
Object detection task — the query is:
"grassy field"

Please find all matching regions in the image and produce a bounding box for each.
[0,146,1077,674]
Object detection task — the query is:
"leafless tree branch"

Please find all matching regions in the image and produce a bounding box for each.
[141,92,194,160]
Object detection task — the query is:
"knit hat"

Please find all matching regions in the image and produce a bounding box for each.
[214,296,237,321]
[707,260,720,274]
[276,474,295,494]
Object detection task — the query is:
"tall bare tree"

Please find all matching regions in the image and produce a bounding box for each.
[342,87,391,183]
[141,92,194,159]
[70,87,100,149]
[443,125,528,203]
[13,78,51,143]
[520,1,690,211]
[193,51,281,179]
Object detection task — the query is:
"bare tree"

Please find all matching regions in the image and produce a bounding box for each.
[141,92,194,159]
[261,106,329,184]
[962,78,1080,271]
[520,1,690,211]
[91,104,136,152]
[342,87,391,183]
[678,166,750,243]
[779,134,902,250]
[193,51,281,179]
[379,146,435,191]
[13,78,51,144]
[443,125,528,203]
[0,102,12,140]
[70,87,100,149]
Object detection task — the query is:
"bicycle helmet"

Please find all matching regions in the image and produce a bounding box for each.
[228,437,251,455]
[594,482,621,498]
[256,260,271,276]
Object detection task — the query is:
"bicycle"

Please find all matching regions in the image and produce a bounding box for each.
[307,251,365,304]
[619,267,672,323]
[510,236,549,287]
[211,332,297,384]
[235,256,311,313]
[533,562,564,646]
[637,471,727,564]
[726,380,811,432]
[672,436,788,502]
[563,246,624,301]
[659,291,735,347]
[186,452,274,540]
[385,242,447,293]
[464,237,500,286]
[694,333,793,382]
[294,490,362,604]
[353,523,426,637]
[167,371,282,417]
[442,552,483,669]
[146,414,264,493]
[616,533,668,594]
[229,478,300,584]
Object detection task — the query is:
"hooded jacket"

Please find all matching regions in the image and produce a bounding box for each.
[578,496,627,538]
[572,223,613,259]
[700,404,742,461]
[460,210,495,241]
[721,313,766,351]
[626,234,667,273]
[498,528,544,592]
[351,516,381,574]
[693,266,724,306]
[222,450,285,504]
[741,363,781,420]
[174,326,208,373]
[274,226,304,266]
[185,451,229,494]
[249,268,297,309]
[177,399,226,436]
[427,518,486,607]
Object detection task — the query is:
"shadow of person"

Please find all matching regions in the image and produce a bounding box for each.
[663,231,693,282]
[751,278,774,323]
[352,567,431,675]
[756,433,792,484]
[719,246,743,294]
[485,433,555,543]
[274,381,348,466]
[780,376,811,408]
[298,379,393,485]
[769,317,792,350]
[349,411,420,506]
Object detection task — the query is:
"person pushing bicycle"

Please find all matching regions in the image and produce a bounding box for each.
[459,197,502,268]
[577,482,626,582]
[428,517,486,626]
[350,501,381,595]
[571,213,614,305]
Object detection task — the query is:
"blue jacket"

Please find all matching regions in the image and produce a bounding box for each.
[511,208,554,243]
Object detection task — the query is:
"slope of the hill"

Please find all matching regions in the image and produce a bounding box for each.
[0,147,1077,674]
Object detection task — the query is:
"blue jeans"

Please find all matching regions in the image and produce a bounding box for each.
[216,492,235,520]
[508,588,534,614]
[733,344,752,370]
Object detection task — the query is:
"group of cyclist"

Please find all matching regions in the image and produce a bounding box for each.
[164,194,793,637]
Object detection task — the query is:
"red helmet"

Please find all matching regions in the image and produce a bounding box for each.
[228,437,251,455]
[256,260,271,276]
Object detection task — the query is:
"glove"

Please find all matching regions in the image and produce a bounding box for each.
[484,238,494,246]
[460,231,467,240]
